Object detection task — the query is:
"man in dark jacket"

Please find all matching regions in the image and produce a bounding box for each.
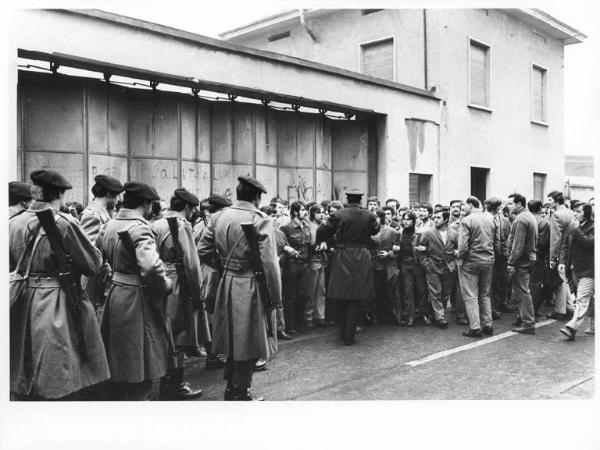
[320,189,379,345]
[559,203,594,340]
[528,199,550,314]
[507,193,538,334]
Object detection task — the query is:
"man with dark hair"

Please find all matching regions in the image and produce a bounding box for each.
[151,188,205,400]
[196,194,234,367]
[559,203,594,340]
[280,201,313,331]
[506,193,538,334]
[371,207,401,324]
[416,202,434,232]
[546,189,575,319]
[367,196,380,213]
[9,181,33,219]
[320,188,379,345]
[448,199,467,325]
[414,201,434,324]
[306,203,329,327]
[10,170,109,400]
[97,182,173,400]
[396,210,422,327]
[458,196,497,338]
[528,199,551,315]
[417,207,458,328]
[449,200,463,231]
[486,197,511,317]
[199,176,281,400]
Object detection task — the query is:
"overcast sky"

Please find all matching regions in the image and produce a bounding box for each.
[33,1,600,156]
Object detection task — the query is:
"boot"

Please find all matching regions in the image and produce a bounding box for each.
[160,367,203,400]
[205,354,227,370]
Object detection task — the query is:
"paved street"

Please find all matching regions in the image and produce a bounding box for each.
[184,304,595,401]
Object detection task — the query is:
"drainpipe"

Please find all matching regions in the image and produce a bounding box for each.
[299,9,318,43]
[423,9,428,90]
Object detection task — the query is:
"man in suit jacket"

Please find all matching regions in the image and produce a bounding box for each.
[417,207,458,328]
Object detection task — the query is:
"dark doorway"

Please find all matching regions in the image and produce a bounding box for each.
[470,167,489,202]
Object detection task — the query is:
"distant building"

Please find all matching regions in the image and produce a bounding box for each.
[564,155,594,202]
[223,8,586,203]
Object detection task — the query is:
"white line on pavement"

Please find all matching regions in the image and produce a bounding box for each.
[403,318,557,368]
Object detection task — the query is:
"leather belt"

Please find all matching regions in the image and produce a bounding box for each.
[219,257,253,272]
[112,272,144,286]
[27,275,60,288]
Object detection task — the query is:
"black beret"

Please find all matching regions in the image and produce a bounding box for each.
[30,170,72,190]
[123,182,160,201]
[346,188,364,197]
[174,188,199,207]
[94,174,124,193]
[206,193,232,209]
[237,176,267,194]
[9,181,32,200]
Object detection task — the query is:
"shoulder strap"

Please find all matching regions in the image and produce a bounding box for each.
[36,210,70,272]
[167,217,181,260]
[221,230,246,271]
[13,223,42,275]
[9,208,27,220]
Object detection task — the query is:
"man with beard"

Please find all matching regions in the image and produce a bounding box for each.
[152,188,205,400]
[80,175,124,309]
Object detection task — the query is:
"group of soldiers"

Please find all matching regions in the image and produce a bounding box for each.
[8,169,595,401]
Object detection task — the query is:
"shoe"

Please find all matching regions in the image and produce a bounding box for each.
[435,319,449,329]
[463,328,482,338]
[421,315,432,326]
[512,326,536,334]
[482,326,494,336]
[511,317,522,327]
[161,382,203,400]
[455,317,469,326]
[492,311,501,320]
[254,359,268,372]
[406,317,415,327]
[286,329,297,335]
[277,330,293,340]
[304,321,315,329]
[224,387,264,401]
[343,337,356,346]
[187,346,207,357]
[205,355,227,370]
[559,326,576,341]
[547,311,567,320]
[584,328,595,335]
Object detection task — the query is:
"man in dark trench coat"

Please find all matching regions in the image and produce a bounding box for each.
[320,188,379,345]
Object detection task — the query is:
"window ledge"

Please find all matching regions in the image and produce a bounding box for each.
[468,103,493,113]
[530,119,549,127]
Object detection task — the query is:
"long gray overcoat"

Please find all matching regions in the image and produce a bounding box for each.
[96,208,172,383]
[198,200,281,361]
[9,201,110,399]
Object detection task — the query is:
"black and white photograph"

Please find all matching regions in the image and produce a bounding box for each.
[2,1,598,449]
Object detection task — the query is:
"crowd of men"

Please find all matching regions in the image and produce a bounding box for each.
[8,170,595,401]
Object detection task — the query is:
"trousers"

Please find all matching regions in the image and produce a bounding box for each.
[554,269,575,314]
[283,260,312,331]
[566,276,595,332]
[426,268,456,321]
[305,261,326,322]
[337,300,363,342]
[459,262,493,330]
[511,266,535,328]
[223,357,258,389]
[529,256,547,313]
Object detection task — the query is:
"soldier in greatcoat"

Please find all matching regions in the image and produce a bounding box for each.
[96,182,173,400]
[8,181,33,221]
[9,170,109,400]
[80,174,124,309]
[152,188,206,400]
[195,194,232,370]
[319,188,379,345]
[198,176,281,400]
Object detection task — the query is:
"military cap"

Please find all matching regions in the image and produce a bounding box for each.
[123,181,161,201]
[237,175,267,194]
[94,174,124,194]
[174,188,199,207]
[9,181,32,200]
[345,188,364,197]
[206,193,232,208]
[30,169,72,190]
[367,196,379,203]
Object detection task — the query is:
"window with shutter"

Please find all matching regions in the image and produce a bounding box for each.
[409,173,431,205]
[469,40,490,107]
[533,173,546,200]
[532,65,547,123]
[361,38,394,81]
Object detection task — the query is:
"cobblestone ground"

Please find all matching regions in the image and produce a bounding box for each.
[183,304,595,401]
